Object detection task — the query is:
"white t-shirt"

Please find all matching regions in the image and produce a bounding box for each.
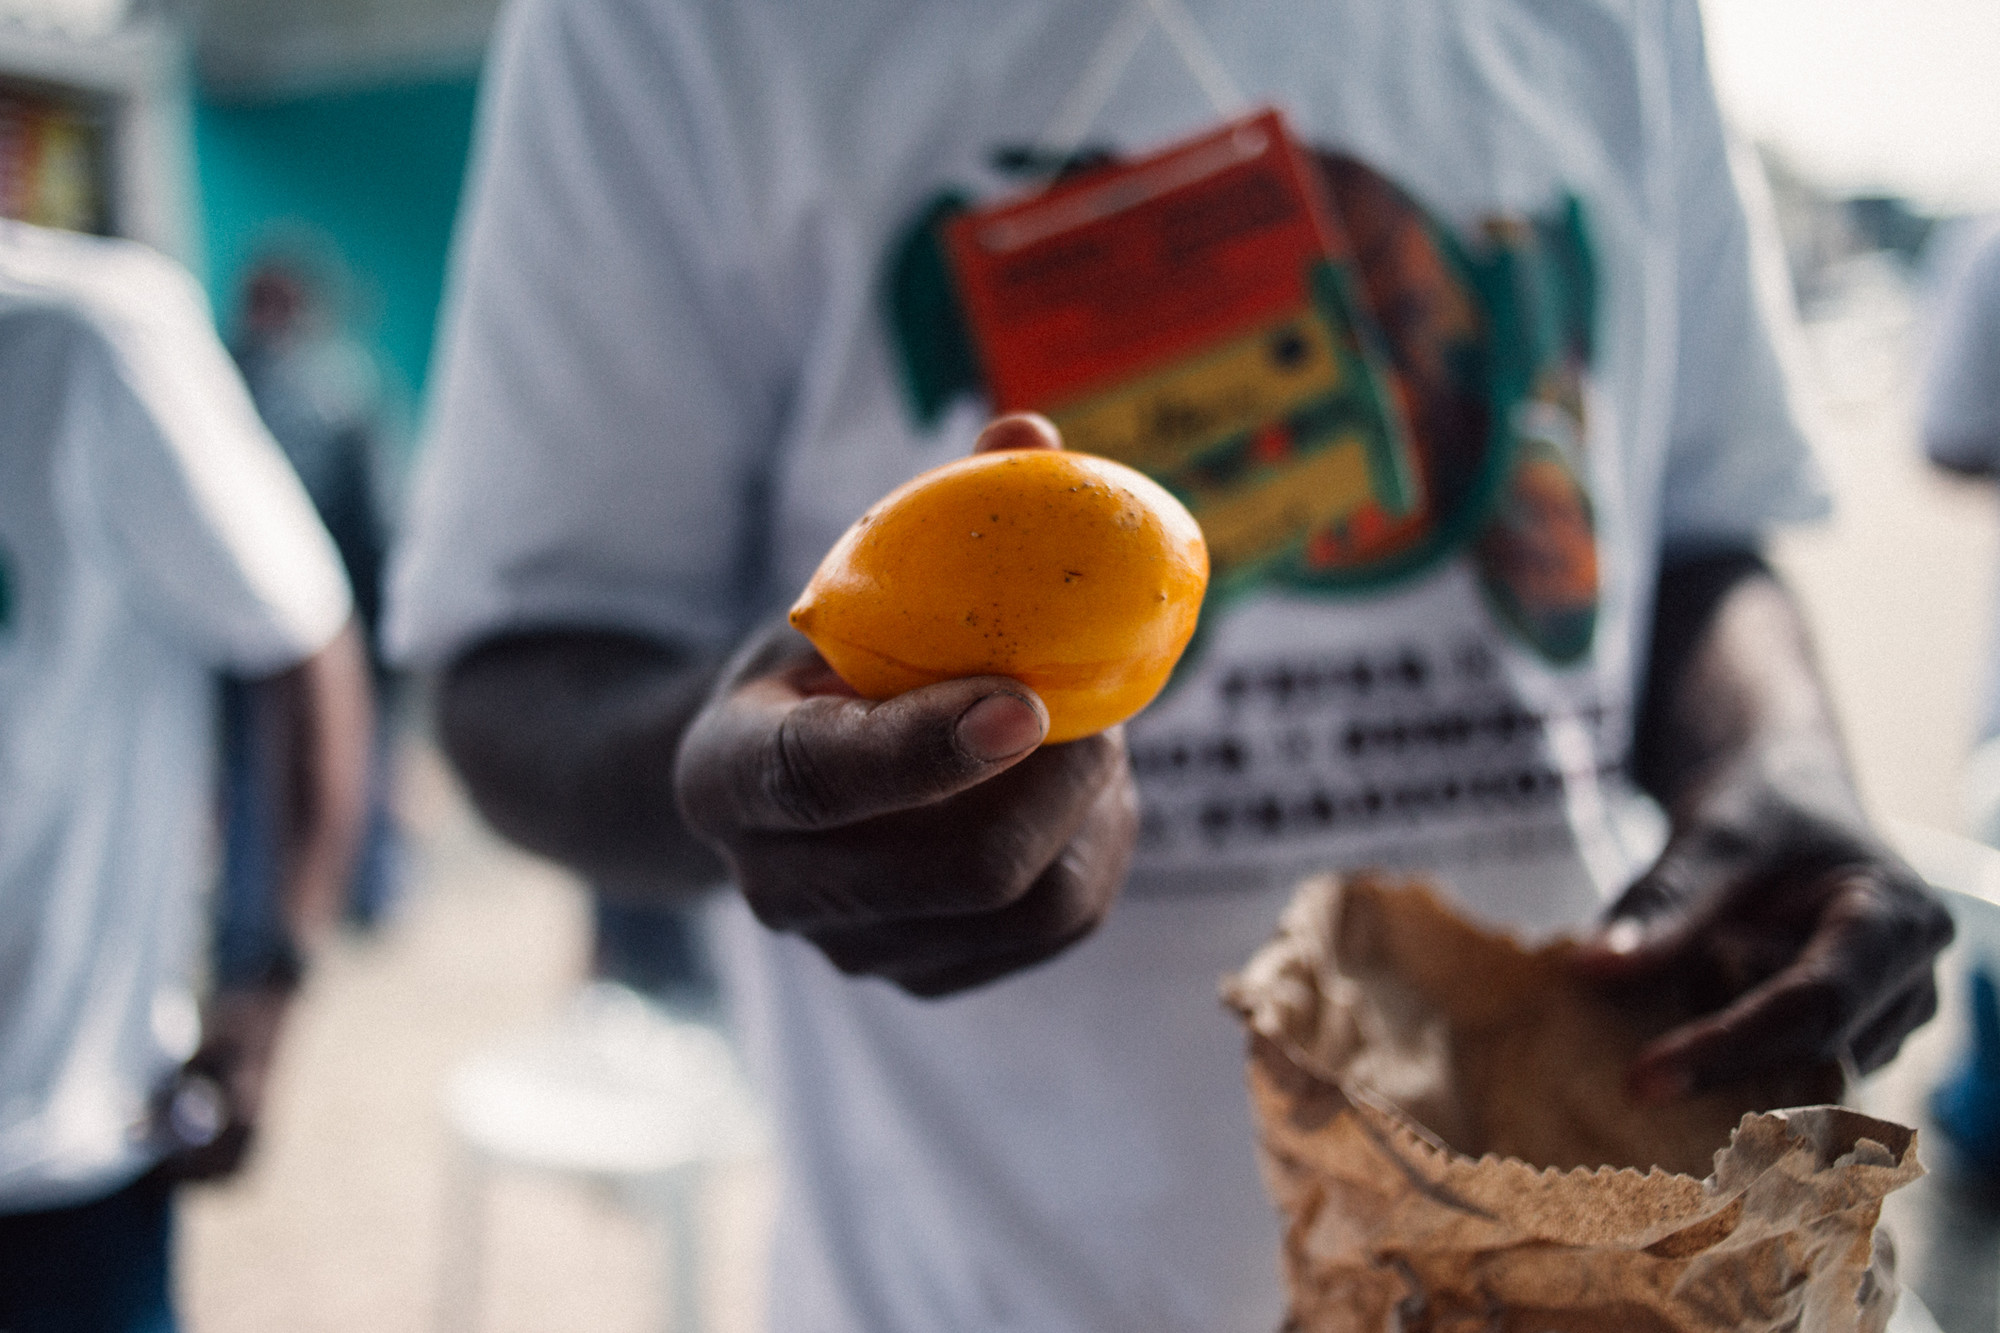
[389,2,1824,1328]
[0,222,352,1211]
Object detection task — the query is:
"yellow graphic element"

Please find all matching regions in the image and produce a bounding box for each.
[1192,436,1376,576]
[31,119,94,233]
[1051,313,1342,474]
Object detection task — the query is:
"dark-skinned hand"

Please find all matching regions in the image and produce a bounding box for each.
[674,415,1140,997]
[1570,759,1954,1104]
[153,986,293,1182]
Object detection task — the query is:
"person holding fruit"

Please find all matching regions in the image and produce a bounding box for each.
[387,0,1952,1328]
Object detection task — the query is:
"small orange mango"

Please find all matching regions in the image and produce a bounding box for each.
[789,447,1209,743]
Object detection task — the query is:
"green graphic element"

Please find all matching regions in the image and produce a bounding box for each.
[1264,238,1511,598]
[1467,199,1602,665]
[1316,259,1419,518]
[882,190,983,427]
[0,542,13,636]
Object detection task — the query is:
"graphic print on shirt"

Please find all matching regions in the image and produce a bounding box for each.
[0,539,12,637]
[881,112,1620,892]
[882,110,1600,665]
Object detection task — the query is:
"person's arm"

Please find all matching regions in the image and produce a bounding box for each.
[438,629,729,898]
[434,416,1137,995]
[166,620,373,1180]
[1572,550,1953,1100]
[263,619,376,949]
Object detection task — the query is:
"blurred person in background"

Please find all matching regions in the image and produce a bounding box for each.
[227,248,719,1008]
[1922,219,2000,847]
[390,1,1952,1328]
[221,251,404,945]
[0,221,370,1332]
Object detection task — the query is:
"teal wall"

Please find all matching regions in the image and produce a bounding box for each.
[195,76,481,401]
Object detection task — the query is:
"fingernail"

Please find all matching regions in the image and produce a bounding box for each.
[974,413,1061,454]
[957,693,1045,762]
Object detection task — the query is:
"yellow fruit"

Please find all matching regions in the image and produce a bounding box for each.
[789,448,1209,743]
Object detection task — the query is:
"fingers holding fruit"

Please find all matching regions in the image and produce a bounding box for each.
[775,747,1138,997]
[675,625,1139,994]
[724,722,1130,930]
[677,420,1201,994]
[676,627,1052,838]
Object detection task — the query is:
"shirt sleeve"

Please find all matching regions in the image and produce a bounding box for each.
[384,0,793,668]
[1653,0,1831,553]
[59,248,353,675]
[1922,223,2000,473]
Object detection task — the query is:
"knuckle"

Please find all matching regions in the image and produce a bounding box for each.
[1102,753,1140,810]
[1042,858,1114,939]
[1085,731,1136,788]
[762,710,840,828]
[1688,819,1759,867]
[1027,834,1123,941]
[1846,871,1956,956]
[1044,728,1125,788]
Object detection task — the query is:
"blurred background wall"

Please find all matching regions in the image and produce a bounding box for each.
[189,0,492,402]
[194,77,478,403]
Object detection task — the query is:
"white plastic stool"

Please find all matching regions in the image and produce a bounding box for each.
[437,983,767,1333]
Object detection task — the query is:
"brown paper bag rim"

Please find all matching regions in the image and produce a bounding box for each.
[1245,1022,1918,1192]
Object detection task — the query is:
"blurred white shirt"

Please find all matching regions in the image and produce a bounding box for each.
[0,221,350,1211]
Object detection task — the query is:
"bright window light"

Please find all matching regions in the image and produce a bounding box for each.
[1702,0,2000,213]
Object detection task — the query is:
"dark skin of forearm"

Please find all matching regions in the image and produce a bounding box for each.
[266,619,376,945]
[1580,548,1953,1099]
[438,630,728,898]
[1632,549,1853,815]
[164,620,373,1182]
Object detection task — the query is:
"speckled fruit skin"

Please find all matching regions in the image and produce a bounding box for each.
[788,448,1210,743]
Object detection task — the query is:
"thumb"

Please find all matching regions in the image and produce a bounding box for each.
[974,412,1062,454]
[677,671,1049,835]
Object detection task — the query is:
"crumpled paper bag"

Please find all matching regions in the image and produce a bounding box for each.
[1223,874,1923,1333]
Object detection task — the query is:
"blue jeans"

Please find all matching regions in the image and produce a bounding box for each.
[592,894,721,1014]
[0,1171,177,1332]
